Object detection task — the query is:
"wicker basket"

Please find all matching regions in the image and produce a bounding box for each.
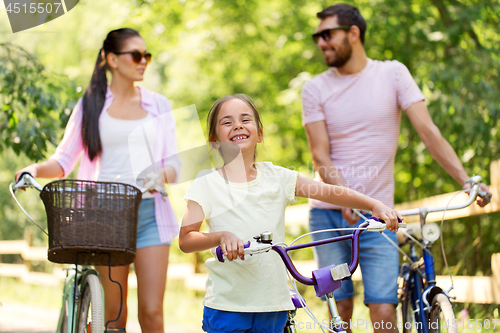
[40,179,142,266]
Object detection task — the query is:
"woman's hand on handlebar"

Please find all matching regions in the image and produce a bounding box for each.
[372,201,403,232]
[15,165,38,182]
[219,232,245,261]
[463,182,491,208]
[14,165,38,190]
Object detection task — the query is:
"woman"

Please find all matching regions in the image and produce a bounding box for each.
[15,28,180,332]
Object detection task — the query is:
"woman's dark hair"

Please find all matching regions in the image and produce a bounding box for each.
[81,28,141,161]
[317,4,367,45]
[207,94,264,161]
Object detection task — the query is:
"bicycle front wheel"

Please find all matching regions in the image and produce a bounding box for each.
[77,274,104,333]
[428,293,457,333]
[58,298,69,333]
[401,282,416,333]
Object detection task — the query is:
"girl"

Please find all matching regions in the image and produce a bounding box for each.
[179,94,401,333]
[15,28,180,332]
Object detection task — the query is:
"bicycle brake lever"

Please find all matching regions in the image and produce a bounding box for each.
[366,220,387,232]
[444,286,456,300]
[366,218,407,232]
[13,172,33,190]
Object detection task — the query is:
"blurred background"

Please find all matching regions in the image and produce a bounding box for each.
[0,0,499,331]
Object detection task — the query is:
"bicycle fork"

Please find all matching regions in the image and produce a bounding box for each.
[327,293,348,333]
[284,309,297,333]
[283,293,347,333]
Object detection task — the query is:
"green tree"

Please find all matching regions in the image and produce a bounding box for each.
[0,44,79,242]
[0,43,80,161]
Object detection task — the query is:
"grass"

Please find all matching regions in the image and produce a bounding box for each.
[0,276,64,309]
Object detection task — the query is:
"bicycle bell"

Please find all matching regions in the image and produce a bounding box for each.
[254,231,273,243]
[421,223,440,242]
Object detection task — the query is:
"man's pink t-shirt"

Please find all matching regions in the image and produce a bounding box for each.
[301,59,424,209]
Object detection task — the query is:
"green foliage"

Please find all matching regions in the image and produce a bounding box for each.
[361,0,500,201]
[0,43,80,161]
[0,148,51,242]
[436,212,500,277]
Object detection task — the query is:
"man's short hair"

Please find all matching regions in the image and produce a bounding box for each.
[317,4,367,45]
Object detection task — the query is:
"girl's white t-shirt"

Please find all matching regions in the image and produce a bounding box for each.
[98,109,154,198]
[184,162,298,312]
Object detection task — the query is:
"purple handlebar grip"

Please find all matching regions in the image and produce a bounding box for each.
[216,246,224,263]
[216,241,251,263]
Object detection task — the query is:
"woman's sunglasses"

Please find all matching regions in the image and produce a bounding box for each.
[312,25,351,43]
[114,50,152,64]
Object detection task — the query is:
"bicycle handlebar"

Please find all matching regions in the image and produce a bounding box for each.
[398,175,491,217]
[10,172,168,236]
[11,172,166,195]
[215,219,406,286]
[12,172,43,192]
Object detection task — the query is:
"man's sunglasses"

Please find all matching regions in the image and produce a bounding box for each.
[114,50,152,64]
[312,25,351,43]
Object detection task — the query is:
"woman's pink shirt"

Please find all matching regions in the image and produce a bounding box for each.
[50,86,181,243]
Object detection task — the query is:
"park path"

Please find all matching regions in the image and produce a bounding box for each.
[0,302,202,333]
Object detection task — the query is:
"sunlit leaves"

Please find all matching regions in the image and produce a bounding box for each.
[0,43,79,161]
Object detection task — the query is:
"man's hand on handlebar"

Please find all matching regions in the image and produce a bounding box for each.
[341,207,359,225]
[463,182,491,208]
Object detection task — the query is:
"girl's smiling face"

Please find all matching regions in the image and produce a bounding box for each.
[213,98,263,155]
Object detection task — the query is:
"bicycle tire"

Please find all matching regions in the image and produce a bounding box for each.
[59,298,69,333]
[401,280,416,333]
[77,274,104,333]
[428,293,457,333]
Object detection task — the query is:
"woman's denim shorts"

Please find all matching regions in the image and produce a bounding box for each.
[136,198,171,249]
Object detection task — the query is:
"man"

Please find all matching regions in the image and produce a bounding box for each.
[301,4,490,333]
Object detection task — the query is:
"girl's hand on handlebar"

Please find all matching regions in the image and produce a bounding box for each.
[372,202,403,232]
[219,232,245,261]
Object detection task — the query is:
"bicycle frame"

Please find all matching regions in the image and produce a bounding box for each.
[401,213,444,333]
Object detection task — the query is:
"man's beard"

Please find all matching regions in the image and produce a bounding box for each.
[325,36,352,68]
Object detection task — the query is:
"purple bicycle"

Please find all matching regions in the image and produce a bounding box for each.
[216,218,406,333]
